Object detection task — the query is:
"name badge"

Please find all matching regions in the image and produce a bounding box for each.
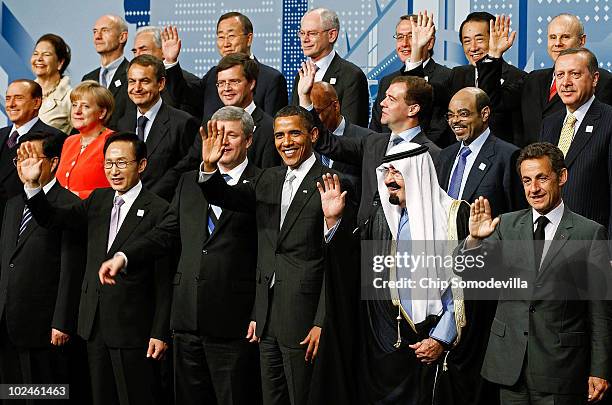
[586,125,593,133]
[330,78,337,85]
[137,209,145,217]
[114,79,122,87]
[478,163,487,171]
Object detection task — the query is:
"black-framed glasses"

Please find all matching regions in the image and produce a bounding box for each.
[13,156,50,167]
[104,160,137,169]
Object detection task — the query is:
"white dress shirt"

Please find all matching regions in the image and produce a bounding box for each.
[447,128,491,198]
[313,50,336,82]
[100,56,124,88]
[112,181,143,232]
[136,97,163,142]
[11,117,40,143]
[532,201,565,267]
[565,94,595,139]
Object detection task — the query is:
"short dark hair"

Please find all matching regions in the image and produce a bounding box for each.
[474,89,491,111]
[217,12,253,34]
[275,105,315,133]
[18,131,65,159]
[516,142,567,177]
[459,11,495,41]
[103,132,147,161]
[556,47,599,76]
[389,75,433,122]
[35,34,71,76]
[128,54,166,81]
[12,79,43,100]
[217,53,259,83]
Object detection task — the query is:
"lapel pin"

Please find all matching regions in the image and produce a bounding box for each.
[330,78,337,85]
[478,163,487,171]
[500,78,505,85]
[253,125,257,132]
[242,179,249,183]
[424,76,429,82]
[303,190,308,194]
[114,79,122,87]
[586,125,593,133]
[137,209,145,217]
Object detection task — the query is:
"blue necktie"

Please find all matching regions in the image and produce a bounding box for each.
[320,155,331,167]
[18,205,33,241]
[448,146,471,199]
[137,115,148,142]
[207,174,232,235]
[100,67,108,88]
[397,208,412,317]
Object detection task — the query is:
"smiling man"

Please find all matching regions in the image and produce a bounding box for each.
[19,132,172,405]
[118,54,199,200]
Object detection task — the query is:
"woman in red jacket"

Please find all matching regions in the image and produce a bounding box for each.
[57,80,115,198]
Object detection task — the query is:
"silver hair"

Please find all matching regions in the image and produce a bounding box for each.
[106,14,129,33]
[136,26,162,48]
[551,13,585,37]
[211,106,254,136]
[303,8,340,31]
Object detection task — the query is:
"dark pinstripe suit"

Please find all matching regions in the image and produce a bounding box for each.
[540,98,612,233]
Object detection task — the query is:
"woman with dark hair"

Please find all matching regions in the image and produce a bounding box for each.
[31,33,73,133]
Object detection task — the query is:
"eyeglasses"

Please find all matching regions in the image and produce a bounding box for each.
[445,110,474,121]
[104,160,137,169]
[215,79,243,89]
[216,33,246,43]
[380,167,404,181]
[12,156,51,167]
[297,29,333,40]
[393,33,412,42]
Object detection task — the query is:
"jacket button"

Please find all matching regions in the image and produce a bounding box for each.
[9,263,14,268]
[202,250,208,255]
[529,305,536,313]
[523,331,528,336]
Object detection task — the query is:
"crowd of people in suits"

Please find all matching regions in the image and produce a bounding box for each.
[0,6,611,405]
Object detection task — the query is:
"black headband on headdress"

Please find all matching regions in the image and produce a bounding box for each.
[381,144,429,163]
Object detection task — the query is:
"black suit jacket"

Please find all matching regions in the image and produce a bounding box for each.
[122,165,260,338]
[436,133,526,218]
[0,182,85,348]
[117,102,199,200]
[291,52,370,127]
[200,161,352,347]
[82,58,130,130]
[370,58,454,147]
[165,59,288,121]
[521,67,612,145]
[26,186,172,348]
[540,98,612,232]
[0,119,65,223]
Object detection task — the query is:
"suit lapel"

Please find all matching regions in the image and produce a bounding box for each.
[440,144,459,190]
[537,210,572,278]
[107,189,151,254]
[146,104,170,156]
[6,198,22,252]
[321,53,341,84]
[277,163,320,245]
[461,136,494,201]
[564,100,601,167]
[518,211,537,272]
[108,59,128,97]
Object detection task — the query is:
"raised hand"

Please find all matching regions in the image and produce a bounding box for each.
[201,121,226,172]
[409,11,435,63]
[317,173,347,229]
[488,15,516,58]
[468,196,500,242]
[17,142,43,188]
[297,60,317,107]
[161,25,182,63]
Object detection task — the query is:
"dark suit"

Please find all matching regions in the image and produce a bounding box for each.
[540,98,612,232]
[436,133,526,218]
[165,59,288,121]
[469,208,612,401]
[291,52,370,127]
[370,58,455,147]
[117,102,199,200]
[200,160,352,405]
[82,58,130,130]
[26,186,172,405]
[0,119,65,225]
[0,182,84,391]
[120,166,261,405]
[520,68,612,145]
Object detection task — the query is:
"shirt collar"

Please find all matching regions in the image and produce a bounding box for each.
[333,116,346,136]
[404,57,430,71]
[532,200,565,228]
[460,127,490,155]
[42,177,57,194]
[11,117,40,139]
[137,97,163,122]
[392,125,422,142]
[244,101,256,115]
[219,157,249,185]
[312,50,336,72]
[566,94,595,123]
[102,56,124,71]
[286,153,316,180]
[114,180,143,205]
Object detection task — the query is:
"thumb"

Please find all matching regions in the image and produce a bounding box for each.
[146,340,155,358]
[300,335,311,345]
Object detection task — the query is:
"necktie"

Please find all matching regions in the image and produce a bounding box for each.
[100,67,108,88]
[280,171,296,228]
[107,196,125,251]
[18,205,33,240]
[137,115,148,142]
[549,79,557,101]
[6,130,19,149]
[557,113,577,157]
[320,154,331,167]
[448,146,472,199]
[397,208,412,317]
[533,216,550,270]
[207,174,232,235]
[387,134,404,153]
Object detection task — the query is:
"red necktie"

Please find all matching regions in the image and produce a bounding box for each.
[549,79,557,101]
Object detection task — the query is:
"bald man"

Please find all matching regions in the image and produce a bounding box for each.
[310,81,369,199]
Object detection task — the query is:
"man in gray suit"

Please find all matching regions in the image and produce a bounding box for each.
[462,142,611,404]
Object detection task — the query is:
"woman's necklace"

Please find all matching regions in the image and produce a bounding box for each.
[80,128,106,150]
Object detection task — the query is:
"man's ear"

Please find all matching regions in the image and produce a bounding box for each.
[407,103,421,118]
[558,167,568,187]
[480,106,491,123]
[158,76,167,93]
[310,126,319,144]
[137,158,148,174]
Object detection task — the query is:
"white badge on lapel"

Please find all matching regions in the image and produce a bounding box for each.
[586,125,593,133]
[137,209,145,217]
[114,79,122,87]
[330,78,337,85]
[478,163,487,171]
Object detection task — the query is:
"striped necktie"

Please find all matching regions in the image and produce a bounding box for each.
[18,205,33,240]
[207,174,232,235]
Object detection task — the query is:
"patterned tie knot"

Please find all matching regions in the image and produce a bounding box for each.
[459,146,472,159]
[222,174,232,183]
[390,134,403,147]
[565,113,577,126]
[285,171,296,183]
[7,130,19,149]
[114,196,125,208]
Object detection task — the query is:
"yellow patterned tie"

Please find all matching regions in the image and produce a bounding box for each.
[557,113,577,157]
